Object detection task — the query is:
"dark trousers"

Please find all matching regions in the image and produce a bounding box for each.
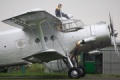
[56,13,70,19]
[61,13,70,19]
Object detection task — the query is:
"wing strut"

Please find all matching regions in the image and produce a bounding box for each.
[36,20,47,50]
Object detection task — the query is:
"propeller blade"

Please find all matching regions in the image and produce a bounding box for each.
[109,13,114,36]
[109,13,119,56]
[111,34,119,56]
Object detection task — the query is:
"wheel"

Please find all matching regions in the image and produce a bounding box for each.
[78,66,86,77]
[68,67,81,79]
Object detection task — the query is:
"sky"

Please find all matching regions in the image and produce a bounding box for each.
[0,0,120,40]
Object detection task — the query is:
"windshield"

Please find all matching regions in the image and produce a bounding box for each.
[55,19,84,32]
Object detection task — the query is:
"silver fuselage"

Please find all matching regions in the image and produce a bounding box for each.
[0,22,111,67]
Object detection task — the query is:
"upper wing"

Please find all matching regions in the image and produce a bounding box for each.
[2,9,62,29]
[2,9,65,63]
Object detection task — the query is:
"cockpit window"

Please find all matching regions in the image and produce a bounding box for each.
[55,19,84,32]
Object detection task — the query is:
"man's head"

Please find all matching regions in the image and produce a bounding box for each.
[58,4,62,8]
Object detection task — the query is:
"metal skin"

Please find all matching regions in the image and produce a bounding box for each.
[45,22,112,72]
[0,9,116,78]
[0,22,111,66]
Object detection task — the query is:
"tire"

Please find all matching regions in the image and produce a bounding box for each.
[68,67,81,79]
[78,66,86,77]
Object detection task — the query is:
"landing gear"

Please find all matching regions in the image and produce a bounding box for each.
[78,66,86,77]
[65,40,86,79]
[68,66,86,79]
[64,57,86,79]
[68,67,81,79]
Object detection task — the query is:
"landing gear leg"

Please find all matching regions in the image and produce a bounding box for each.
[64,56,86,79]
[64,40,86,79]
[63,57,81,79]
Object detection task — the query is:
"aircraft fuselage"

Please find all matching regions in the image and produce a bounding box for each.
[0,22,111,67]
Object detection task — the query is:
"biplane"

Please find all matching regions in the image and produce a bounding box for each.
[0,9,119,78]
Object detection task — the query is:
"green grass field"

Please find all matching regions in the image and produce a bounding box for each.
[0,64,120,80]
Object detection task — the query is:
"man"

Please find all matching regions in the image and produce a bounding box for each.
[55,4,70,19]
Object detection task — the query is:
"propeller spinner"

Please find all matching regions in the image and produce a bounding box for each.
[109,13,119,56]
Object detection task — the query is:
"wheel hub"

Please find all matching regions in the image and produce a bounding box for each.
[71,70,78,77]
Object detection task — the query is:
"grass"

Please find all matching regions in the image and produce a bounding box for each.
[86,74,120,77]
[0,64,68,79]
[0,71,67,79]
[0,64,120,80]
[0,73,120,80]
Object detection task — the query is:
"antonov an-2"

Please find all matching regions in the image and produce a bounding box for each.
[0,9,119,78]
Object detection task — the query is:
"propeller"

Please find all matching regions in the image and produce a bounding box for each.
[109,13,119,56]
